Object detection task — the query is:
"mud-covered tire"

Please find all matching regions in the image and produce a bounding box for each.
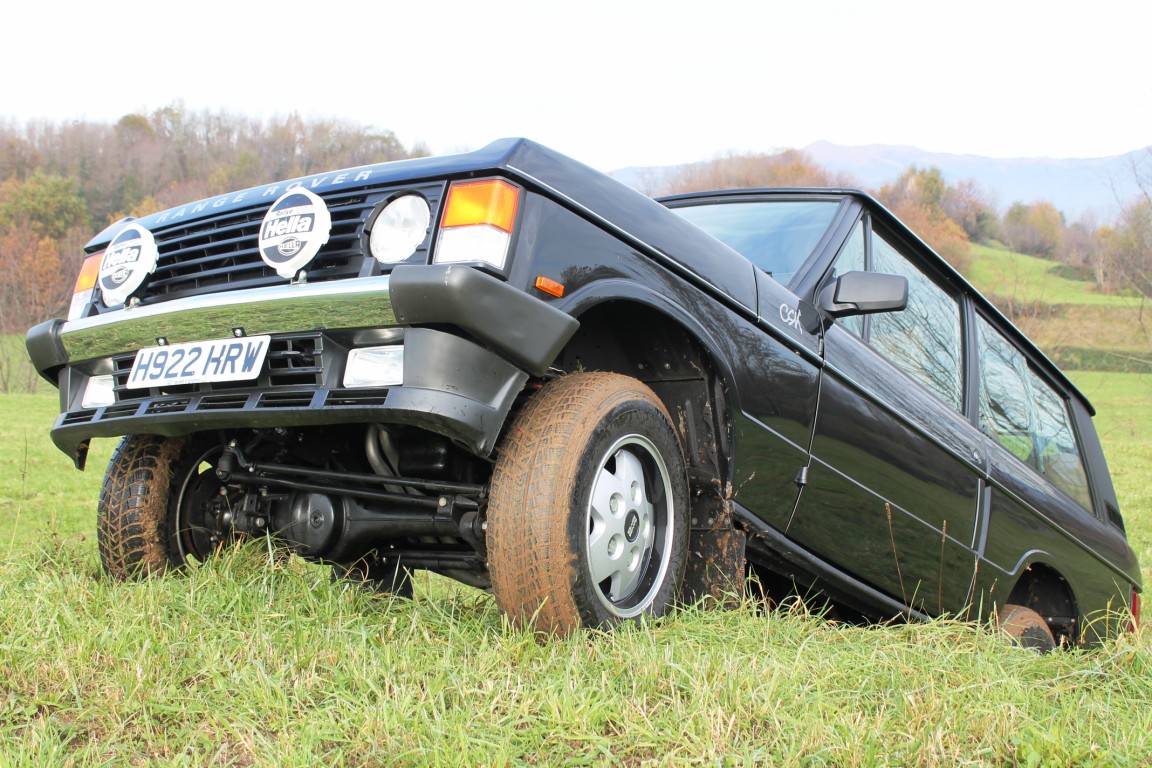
[487,372,689,634]
[98,434,237,579]
[97,434,189,579]
[998,604,1057,652]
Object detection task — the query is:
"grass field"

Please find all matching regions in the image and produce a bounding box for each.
[964,245,1137,309]
[963,245,1152,374]
[1,378,1150,766]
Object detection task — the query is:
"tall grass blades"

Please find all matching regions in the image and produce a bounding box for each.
[1,380,1149,766]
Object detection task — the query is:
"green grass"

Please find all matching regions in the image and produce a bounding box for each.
[1071,371,1152,570]
[965,244,1143,309]
[0,393,112,551]
[0,334,43,395]
[2,385,1151,766]
[3,547,1150,766]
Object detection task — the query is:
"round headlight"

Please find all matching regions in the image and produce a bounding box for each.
[369,195,431,264]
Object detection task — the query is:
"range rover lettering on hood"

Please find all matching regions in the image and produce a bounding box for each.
[148,169,376,226]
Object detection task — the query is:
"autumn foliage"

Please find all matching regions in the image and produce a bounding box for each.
[0,174,90,334]
[653,153,978,273]
[654,149,858,195]
[874,167,974,272]
[0,105,422,336]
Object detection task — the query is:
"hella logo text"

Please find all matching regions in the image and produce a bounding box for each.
[262,214,314,241]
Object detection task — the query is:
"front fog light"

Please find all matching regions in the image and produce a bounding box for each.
[343,346,404,388]
[81,374,116,408]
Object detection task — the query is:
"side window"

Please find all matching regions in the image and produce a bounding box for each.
[976,318,1036,465]
[1028,370,1093,510]
[868,233,964,412]
[977,316,1093,511]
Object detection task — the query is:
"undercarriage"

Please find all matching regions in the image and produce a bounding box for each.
[101,424,495,590]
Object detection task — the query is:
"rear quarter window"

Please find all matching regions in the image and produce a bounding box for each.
[976,316,1093,511]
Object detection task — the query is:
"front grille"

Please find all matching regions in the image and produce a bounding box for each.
[57,383,399,434]
[132,190,375,305]
[98,180,445,308]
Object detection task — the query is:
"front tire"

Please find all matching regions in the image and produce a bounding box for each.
[487,372,689,634]
[98,434,236,579]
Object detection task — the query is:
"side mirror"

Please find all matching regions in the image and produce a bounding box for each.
[817,271,908,318]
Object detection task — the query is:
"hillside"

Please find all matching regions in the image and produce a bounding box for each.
[964,244,1152,375]
[803,141,1148,219]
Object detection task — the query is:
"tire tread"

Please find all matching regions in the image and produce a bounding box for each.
[998,603,1057,652]
[488,372,685,633]
[97,434,185,579]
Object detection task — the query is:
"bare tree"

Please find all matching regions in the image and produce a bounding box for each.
[1098,148,1152,324]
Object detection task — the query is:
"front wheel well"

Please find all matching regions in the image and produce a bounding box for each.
[551,300,733,489]
[549,301,745,603]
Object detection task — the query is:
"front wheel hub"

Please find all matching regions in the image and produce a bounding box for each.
[586,435,674,617]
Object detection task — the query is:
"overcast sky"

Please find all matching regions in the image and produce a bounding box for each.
[4,0,1148,172]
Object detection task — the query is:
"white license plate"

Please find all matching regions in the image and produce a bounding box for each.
[127,335,271,389]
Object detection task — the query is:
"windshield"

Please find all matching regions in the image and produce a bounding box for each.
[671,200,841,285]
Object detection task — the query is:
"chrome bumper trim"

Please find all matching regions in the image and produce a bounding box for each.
[60,276,395,361]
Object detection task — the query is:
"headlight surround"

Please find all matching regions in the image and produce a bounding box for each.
[369,195,431,264]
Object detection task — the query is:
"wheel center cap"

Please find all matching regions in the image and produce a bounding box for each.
[624,510,641,542]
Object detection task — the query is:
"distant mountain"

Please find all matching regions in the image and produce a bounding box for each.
[612,142,1151,222]
[803,141,1149,221]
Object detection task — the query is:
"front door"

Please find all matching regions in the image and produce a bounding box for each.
[790,218,983,614]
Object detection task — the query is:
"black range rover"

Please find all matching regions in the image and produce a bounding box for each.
[27,138,1141,648]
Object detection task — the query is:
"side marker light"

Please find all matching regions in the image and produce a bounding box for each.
[534,276,565,298]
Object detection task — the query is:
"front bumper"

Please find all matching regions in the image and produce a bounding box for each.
[28,266,579,468]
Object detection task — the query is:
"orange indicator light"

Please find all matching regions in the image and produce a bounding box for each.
[534,276,565,298]
[74,252,102,293]
[441,179,520,233]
